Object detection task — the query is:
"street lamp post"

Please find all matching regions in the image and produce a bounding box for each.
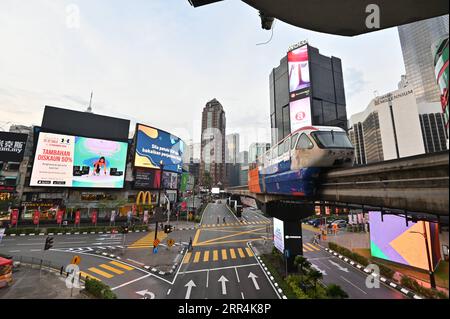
[157,161,164,207]
[410,221,437,289]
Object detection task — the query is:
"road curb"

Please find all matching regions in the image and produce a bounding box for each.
[3,229,151,237]
[323,247,422,299]
[248,242,287,299]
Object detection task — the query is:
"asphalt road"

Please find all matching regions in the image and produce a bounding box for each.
[301,227,407,299]
[169,203,280,299]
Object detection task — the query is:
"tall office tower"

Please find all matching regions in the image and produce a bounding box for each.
[225,133,240,164]
[249,142,270,163]
[199,98,226,188]
[269,42,347,145]
[398,15,449,104]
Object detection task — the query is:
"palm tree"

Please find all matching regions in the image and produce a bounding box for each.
[294,255,311,275]
[326,284,349,299]
[307,269,323,298]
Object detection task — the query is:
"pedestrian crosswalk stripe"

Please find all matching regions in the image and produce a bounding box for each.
[128,231,168,249]
[99,264,124,275]
[193,251,201,263]
[305,243,320,251]
[213,250,219,261]
[229,248,237,259]
[303,244,313,252]
[88,267,114,279]
[203,251,210,262]
[245,247,254,257]
[80,271,102,282]
[110,261,134,271]
[221,249,228,260]
[183,252,192,264]
[237,248,245,258]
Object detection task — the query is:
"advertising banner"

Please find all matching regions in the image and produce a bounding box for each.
[30,132,128,189]
[290,97,312,132]
[0,228,5,244]
[10,209,19,226]
[162,171,178,189]
[134,168,161,189]
[134,124,184,173]
[288,44,310,102]
[74,210,81,225]
[56,210,64,225]
[91,211,97,225]
[110,210,116,223]
[0,132,28,163]
[369,211,442,271]
[33,210,40,225]
[143,210,149,224]
[273,217,285,253]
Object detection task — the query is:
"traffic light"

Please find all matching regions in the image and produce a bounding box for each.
[44,236,54,251]
[164,224,173,234]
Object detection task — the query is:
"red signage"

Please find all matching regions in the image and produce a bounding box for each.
[33,210,40,225]
[74,210,81,225]
[10,209,19,226]
[56,210,64,225]
[91,211,98,225]
[181,201,187,211]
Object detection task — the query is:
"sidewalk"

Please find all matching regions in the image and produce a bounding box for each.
[0,265,90,299]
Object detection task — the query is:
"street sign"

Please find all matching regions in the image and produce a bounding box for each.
[153,238,160,247]
[71,255,81,265]
[167,238,175,247]
[284,249,290,258]
[285,235,302,239]
[153,247,158,254]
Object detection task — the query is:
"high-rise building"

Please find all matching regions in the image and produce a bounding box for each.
[199,98,226,188]
[398,15,449,104]
[270,42,347,145]
[432,36,449,141]
[249,142,270,163]
[349,85,447,165]
[225,133,240,164]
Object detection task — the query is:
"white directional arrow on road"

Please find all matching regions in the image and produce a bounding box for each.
[218,275,229,295]
[185,280,196,299]
[248,272,260,290]
[329,260,349,272]
[311,263,327,276]
[136,289,155,299]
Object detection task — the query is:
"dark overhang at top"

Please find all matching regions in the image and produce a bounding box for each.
[187,0,449,36]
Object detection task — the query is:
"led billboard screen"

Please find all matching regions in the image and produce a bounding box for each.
[273,217,285,253]
[162,171,178,189]
[0,132,28,162]
[288,45,310,102]
[369,211,441,271]
[290,97,312,132]
[30,132,128,188]
[134,168,161,189]
[134,124,184,173]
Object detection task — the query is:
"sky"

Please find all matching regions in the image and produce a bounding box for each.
[0,0,406,152]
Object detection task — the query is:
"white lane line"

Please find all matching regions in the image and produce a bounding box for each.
[339,276,368,295]
[235,267,240,283]
[8,250,21,253]
[241,292,245,299]
[178,263,259,275]
[127,258,145,266]
[167,289,171,295]
[206,269,210,288]
[30,249,41,252]
[111,274,151,291]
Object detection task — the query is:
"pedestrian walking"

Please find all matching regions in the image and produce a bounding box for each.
[223,216,226,224]
[217,217,220,224]
[188,237,193,251]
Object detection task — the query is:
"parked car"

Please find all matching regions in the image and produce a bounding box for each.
[331,219,347,228]
[308,219,321,227]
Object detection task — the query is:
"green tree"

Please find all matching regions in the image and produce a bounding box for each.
[307,269,323,298]
[325,284,348,299]
[294,255,311,275]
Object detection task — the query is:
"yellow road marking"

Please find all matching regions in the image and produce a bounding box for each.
[213,250,219,261]
[193,251,201,263]
[229,248,237,259]
[194,238,264,247]
[80,271,102,282]
[237,248,246,258]
[305,243,320,251]
[303,244,313,252]
[109,261,134,271]
[183,252,192,264]
[128,231,167,248]
[245,247,254,257]
[196,226,266,245]
[88,267,114,278]
[203,251,210,262]
[192,229,201,246]
[221,249,228,260]
[99,264,124,275]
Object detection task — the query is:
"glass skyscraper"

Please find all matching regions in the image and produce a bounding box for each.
[398,15,449,104]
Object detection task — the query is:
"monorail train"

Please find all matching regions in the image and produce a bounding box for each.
[248,126,354,197]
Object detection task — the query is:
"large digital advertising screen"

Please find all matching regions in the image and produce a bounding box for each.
[369,211,441,271]
[30,132,128,189]
[273,217,285,253]
[162,171,179,189]
[134,168,161,189]
[0,132,28,162]
[134,124,184,173]
[290,97,312,132]
[288,44,310,102]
